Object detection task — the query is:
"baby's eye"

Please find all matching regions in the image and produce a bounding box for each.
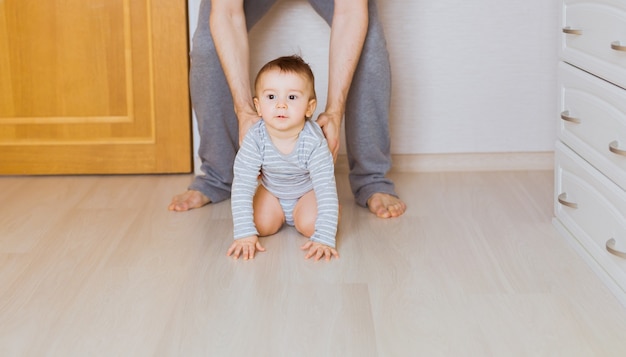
[288,95,297,100]
[267,94,275,100]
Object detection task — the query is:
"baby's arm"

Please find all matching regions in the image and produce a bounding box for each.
[307,134,339,249]
[230,124,264,259]
[295,133,339,262]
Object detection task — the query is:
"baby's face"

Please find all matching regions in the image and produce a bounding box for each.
[254,69,316,134]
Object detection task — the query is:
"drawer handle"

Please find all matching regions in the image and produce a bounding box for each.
[560,111,581,124]
[562,27,582,35]
[609,141,626,156]
[606,239,626,259]
[611,41,626,52]
[557,193,578,209]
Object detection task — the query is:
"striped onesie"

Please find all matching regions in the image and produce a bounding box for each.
[231,119,339,248]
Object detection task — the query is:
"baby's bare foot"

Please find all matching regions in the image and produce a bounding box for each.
[367,193,406,218]
[168,190,211,211]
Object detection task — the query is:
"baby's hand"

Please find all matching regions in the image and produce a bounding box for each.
[301,240,339,261]
[227,235,265,260]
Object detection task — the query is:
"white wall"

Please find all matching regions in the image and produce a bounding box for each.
[188,0,202,173]
[188,0,559,168]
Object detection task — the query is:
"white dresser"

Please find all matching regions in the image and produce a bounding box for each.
[554,0,626,306]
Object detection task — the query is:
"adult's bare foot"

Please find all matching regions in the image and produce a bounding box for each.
[168,190,211,212]
[367,193,406,218]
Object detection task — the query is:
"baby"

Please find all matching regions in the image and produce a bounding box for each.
[228,55,339,261]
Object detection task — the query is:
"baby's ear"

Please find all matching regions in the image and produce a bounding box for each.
[253,97,262,115]
[306,98,317,118]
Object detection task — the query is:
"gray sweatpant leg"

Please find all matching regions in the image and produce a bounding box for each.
[188,0,278,203]
[308,0,397,207]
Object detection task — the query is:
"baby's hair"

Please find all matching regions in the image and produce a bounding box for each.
[254,55,316,99]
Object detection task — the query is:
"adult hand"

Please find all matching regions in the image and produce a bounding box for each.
[227,235,265,260]
[301,240,339,261]
[316,111,342,162]
[237,109,261,146]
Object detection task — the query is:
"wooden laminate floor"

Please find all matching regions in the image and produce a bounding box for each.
[1,171,626,356]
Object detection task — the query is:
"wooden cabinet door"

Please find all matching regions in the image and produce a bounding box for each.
[0,0,191,174]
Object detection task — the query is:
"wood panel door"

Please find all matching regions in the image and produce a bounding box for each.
[0,0,191,174]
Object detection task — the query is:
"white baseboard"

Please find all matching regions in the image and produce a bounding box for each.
[194,151,554,175]
[334,151,554,173]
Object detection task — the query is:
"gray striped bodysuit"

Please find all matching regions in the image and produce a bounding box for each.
[231,119,338,248]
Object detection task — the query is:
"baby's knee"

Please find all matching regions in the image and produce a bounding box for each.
[293,192,317,237]
[294,213,316,238]
[254,214,283,237]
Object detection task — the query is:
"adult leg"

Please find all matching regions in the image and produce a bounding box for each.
[308,0,405,217]
[170,0,278,210]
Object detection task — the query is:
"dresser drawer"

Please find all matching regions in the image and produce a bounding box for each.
[558,62,626,191]
[555,141,626,287]
[561,0,626,88]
